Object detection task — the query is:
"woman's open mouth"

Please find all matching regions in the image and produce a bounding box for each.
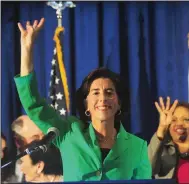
[96,105,111,111]
[174,127,187,135]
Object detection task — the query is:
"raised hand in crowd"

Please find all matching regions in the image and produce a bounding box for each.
[155,96,178,140]
[17,18,45,76]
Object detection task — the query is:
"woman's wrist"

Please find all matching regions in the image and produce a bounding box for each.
[156,125,168,140]
[20,64,34,76]
[21,49,34,76]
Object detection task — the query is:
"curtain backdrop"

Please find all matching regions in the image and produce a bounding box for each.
[2,1,189,147]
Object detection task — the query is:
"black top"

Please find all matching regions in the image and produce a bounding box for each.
[101,148,111,162]
[100,122,119,162]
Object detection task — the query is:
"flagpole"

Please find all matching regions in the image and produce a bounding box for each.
[47,1,76,27]
[57,12,62,27]
[47,1,76,115]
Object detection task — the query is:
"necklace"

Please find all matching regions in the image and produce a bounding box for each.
[97,135,116,142]
[96,129,117,143]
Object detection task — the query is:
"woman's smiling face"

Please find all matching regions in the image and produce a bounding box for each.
[169,106,189,143]
[86,78,120,123]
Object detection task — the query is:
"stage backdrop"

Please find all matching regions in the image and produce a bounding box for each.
[2,1,189,147]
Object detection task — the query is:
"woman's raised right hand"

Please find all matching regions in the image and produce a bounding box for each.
[18,18,45,76]
[18,18,45,51]
[155,96,178,139]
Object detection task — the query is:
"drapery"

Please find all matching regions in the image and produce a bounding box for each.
[2,1,189,147]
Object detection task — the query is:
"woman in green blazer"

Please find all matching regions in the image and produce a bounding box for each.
[14,18,152,181]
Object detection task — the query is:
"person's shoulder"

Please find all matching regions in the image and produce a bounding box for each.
[66,115,84,129]
[67,115,81,123]
[126,132,146,145]
[120,124,146,145]
[2,174,19,183]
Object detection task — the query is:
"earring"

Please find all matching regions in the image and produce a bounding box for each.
[85,110,90,117]
[117,109,121,115]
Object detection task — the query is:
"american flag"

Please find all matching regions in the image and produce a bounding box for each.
[48,27,70,118]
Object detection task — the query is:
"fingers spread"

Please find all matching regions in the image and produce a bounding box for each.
[33,20,38,29]
[17,22,25,33]
[26,21,32,31]
[165,96,170,110]
[169,99,178,113]
[18,18,45,33]
[26,21,31,26]
[36,18,45,31]
[155,102,163,114]
[159,97,165,110]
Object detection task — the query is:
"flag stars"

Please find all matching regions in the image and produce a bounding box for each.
[60,108,66,115]
[51,70,54,76]
[51,59,56,65]
[49,46,67,117]
[56,92,63,100]
[55,77,60,84]
[54,102,59,110]
[54,48,57,55]
[50,95,55,100]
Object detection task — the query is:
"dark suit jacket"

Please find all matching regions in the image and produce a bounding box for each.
[148,133,178,179]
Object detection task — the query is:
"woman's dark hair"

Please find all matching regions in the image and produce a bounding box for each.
[27,140,63,175]
[1,133,16,182]
[176,101,189,110]
[76,67,129,127]
[1,132,7,141]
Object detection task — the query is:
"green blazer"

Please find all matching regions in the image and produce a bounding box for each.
[14,72,152,181]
